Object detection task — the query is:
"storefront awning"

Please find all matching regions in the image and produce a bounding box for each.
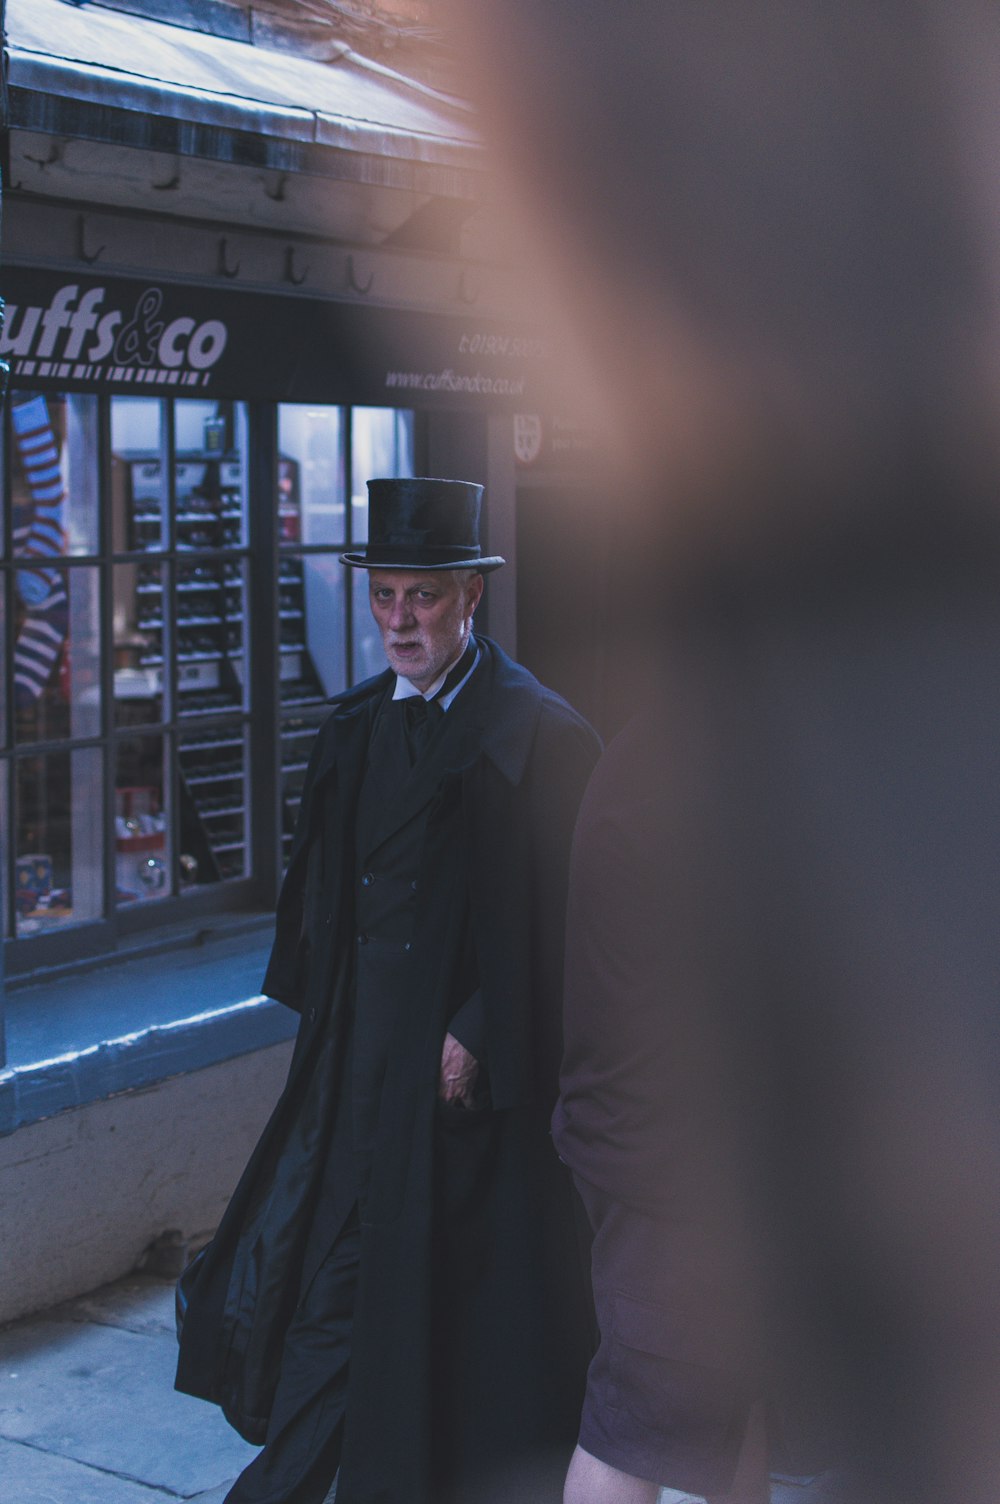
[6,0,484,182]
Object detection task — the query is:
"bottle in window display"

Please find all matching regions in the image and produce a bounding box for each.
[277,455,301,543]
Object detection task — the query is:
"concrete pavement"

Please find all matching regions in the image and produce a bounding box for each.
[0,1270,831,1503]
[0,1272,256,1502]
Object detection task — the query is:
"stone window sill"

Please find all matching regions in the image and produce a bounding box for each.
[0,914,296,1136]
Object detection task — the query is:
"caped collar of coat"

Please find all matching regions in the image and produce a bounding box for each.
[316,635,545,788]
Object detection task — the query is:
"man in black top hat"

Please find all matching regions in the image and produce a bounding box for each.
[176,477,601,1504]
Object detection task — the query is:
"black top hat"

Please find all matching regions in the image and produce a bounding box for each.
[340,477,505,573]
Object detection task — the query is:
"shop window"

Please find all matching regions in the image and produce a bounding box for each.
[1,392,414,966]
[15,747,103,937]
[277,405,345,547]
[111,397,166,552]
[13,564,101,747]
[177,727,249,886]
[109,396,250,906]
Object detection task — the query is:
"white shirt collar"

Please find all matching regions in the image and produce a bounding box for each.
[391,641,480,710]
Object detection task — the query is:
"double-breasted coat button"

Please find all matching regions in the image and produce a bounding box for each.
[358,933,368,945]
[361,872,375,887]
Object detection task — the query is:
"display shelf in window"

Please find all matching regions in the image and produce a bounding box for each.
[121,454,246,553]
[177,729,247,885]
[122,458,166,551]
[175,456,246,551]
[272,555,327,708]
[113,561,165,727]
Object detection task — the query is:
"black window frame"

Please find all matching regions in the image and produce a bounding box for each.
[0,390,416,980]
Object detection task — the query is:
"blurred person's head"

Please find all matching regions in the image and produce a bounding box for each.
[447,1,1000,584]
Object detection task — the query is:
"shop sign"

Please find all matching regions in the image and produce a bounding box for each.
[0,269,554,408]
[514,410,598,471]
[1,280,229,390]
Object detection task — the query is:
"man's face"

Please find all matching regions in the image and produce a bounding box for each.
[368,569,483,692]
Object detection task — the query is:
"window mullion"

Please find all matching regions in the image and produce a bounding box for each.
[344,406,353,688]
[98,397,119,936]
[164,401,179,898]
[246,400,280,907]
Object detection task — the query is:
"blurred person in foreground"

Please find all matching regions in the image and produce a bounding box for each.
[176,479,600,1504]
[443,3,1000,1502]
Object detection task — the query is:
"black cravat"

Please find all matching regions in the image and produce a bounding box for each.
[399,641,477,765]
[401,695,442,763]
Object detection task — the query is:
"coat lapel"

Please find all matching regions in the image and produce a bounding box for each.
[361,635,543,856]
[361,693,483,858]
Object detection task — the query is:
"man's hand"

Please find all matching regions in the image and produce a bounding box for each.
[439,1032,480,1106]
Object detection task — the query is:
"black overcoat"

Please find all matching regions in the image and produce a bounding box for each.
[176,637,600,1504]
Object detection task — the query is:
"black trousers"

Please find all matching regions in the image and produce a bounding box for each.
[224,1209,361,1504]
